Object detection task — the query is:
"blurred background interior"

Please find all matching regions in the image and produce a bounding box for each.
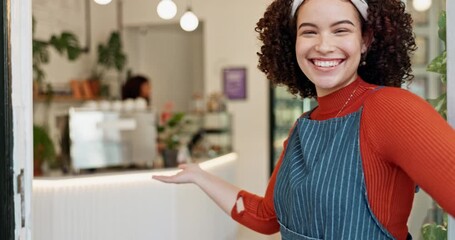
[30,0,449,239]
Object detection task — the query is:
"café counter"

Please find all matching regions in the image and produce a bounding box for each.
[33,153,238,240]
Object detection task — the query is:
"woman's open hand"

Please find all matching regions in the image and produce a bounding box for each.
[152,162,240,214]
[152,163,204,184]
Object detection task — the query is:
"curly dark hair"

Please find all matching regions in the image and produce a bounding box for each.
[255,0,416,98]
[122,75,150,101]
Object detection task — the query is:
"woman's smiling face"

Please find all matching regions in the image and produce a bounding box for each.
[295,0,368,96]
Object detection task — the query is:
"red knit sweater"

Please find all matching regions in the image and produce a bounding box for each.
[231,78,455,240]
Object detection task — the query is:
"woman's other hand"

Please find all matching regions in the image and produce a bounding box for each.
[152,163,203,184]
[151,162,240,215]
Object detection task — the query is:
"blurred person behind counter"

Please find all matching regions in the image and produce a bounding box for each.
[122,75,152,105]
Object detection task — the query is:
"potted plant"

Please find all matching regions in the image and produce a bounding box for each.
[157,112,188,167]
[90,31,127,98]
[33,125,56,176]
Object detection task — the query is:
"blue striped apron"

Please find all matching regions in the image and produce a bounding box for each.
[274,106,410,240]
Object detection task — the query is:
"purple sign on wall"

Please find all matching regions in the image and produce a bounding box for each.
[223,67,247,100]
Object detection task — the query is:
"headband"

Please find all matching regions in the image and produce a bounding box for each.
[291,0,368,20]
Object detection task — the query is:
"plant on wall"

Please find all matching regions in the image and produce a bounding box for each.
[90,31,127,97]
[97,31,127,74]
[32,17,83,90]
[421,10,448,240]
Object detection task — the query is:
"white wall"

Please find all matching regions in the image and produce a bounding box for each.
[123,24,204,112]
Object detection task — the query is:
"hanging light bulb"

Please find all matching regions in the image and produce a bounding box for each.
[412,0,432,11]
[180,8,199,32]
[94,0,112,5]
[157,0,177,20]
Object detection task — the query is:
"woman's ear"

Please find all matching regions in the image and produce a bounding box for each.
[362,28,374,54]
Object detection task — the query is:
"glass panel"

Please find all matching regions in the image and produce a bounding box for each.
[270,86,316,169]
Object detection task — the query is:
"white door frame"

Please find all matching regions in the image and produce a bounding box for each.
[11,0,33,239]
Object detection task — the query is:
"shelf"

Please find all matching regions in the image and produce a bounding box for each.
[33,95,101,103]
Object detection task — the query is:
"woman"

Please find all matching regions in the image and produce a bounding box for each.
[154,0,455,239]
[121,75,151,104]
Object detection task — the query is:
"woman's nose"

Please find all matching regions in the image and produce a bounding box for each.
[314,34,335,53]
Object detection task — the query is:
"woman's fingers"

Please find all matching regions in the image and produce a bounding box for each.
[152,163,202,184]
[152,174,181,183]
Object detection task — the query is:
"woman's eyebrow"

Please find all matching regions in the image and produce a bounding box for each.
[298,20,355,30]
[298,22,317,29]
[330,20,355,27]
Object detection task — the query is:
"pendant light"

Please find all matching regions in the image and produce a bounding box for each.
[94,0,112,5]
[157,0,178,20]
[412,0,432,11]
[180,7,199,32]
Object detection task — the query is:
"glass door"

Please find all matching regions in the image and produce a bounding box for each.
[269,85,316,174]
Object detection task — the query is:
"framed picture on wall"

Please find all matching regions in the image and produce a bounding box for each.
[223,67,247,100]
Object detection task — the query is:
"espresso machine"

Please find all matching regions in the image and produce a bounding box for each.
[68,107,157,172]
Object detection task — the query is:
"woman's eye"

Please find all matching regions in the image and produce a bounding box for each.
[334,29,349,34]
[301,30,316,35]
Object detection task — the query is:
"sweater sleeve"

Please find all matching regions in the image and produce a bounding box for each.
[362,88,455,216]
[230,136,292,234]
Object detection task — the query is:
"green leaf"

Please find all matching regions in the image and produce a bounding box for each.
[33,40,50,64]
[426,51,446,75]
[33,125,56,165]
[49,32,82,60]
[167,112,185,128]
[97,31,127,72]
[438,11,446,45]
[428,93,447,120]
[421,223,447,240]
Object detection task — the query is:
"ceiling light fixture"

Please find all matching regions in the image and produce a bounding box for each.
[157,0,177,20]
[94,0,112,5]
[180,7,199,32]
[412,0,432,12]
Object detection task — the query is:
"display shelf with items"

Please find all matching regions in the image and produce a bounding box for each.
[182,112,232,161]
[269,86,317,174]
[202,112,232,157]
[33,79,106,103]
[159,110,233,165]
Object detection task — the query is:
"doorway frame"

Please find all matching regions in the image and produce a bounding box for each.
[0,0,15,239]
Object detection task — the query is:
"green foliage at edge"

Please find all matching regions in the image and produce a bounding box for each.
[421,10,448,240]
[426,10,447,119]
[33,125,56,167]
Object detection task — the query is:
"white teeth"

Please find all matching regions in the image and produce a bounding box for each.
[313,60,340,67]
